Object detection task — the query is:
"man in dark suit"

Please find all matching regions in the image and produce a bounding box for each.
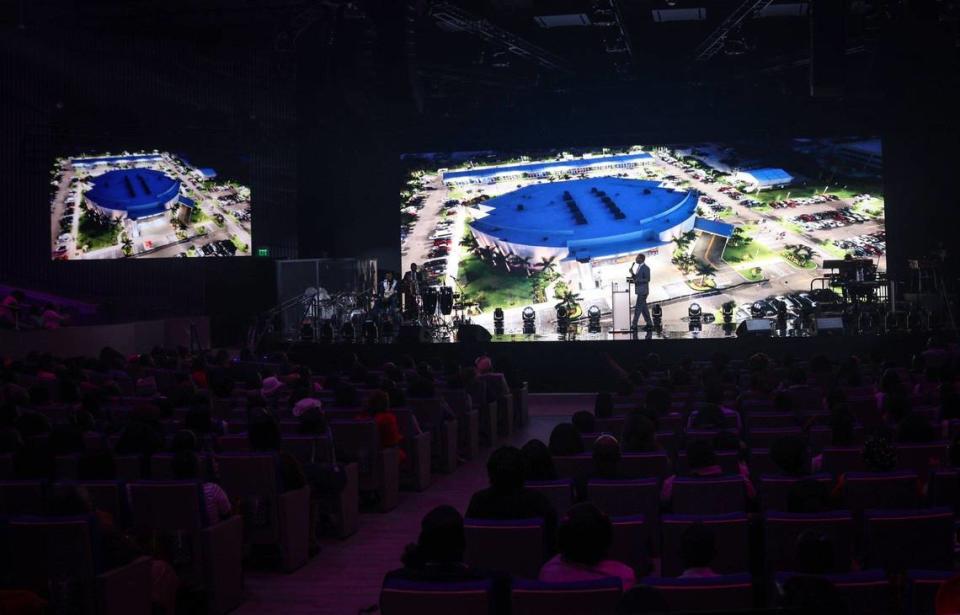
[630,253,651,330]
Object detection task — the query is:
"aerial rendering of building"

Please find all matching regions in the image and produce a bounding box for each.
[84,169,185,220]
[734,168,794,191]
[468,177,699,262]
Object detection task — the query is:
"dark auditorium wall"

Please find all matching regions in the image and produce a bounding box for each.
[0,5,294,343]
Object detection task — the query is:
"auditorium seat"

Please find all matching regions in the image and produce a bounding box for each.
[620,452,671,478]
[587,477,660,520]
[525,479,574,516]
[764,510,855,573]
[660,513,749,577]
[864,508,955,572]
[466,379,498,447]
[55,480,126,527]
[464,518,543,580]
[127,480,244,614]
[594,416,625,438]
[822,446,866,475]
[745,413,797,430]
[0,480,46,515]
[216,453,311,571]
[380,578,493,615]
[480,373,513,438]
[841,471,920,512]
[670,476,749,514]
[330,419,400,512]
[677,450,740,476]
[904,570,956,615]
[553,453,592,478]
[511,578,622,615]
[642,574,754,611]
[392,408,433,491]
[758,473,834,511]
[609,514,650,572]
[928,469,959,512]
[748,427,804,450]
[5,515,153,615]
[775,570,890,615]
[408,397,458,474]
[896,442,948,478]
[441,388,480,460]
[513,382,530,428]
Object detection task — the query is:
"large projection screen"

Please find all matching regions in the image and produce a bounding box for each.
[400,138,885,337]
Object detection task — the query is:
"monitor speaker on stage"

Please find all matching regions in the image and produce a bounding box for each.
[457,323,492,343]
[815,317,845,335]
[736,319,773,337]
[398,324,430,344]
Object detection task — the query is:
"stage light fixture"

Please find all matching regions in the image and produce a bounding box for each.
[555,304,569,322]
[587,305,601,333]
[688,303,702,321]
[750,301,765,319]
[522,306,536,335]
[493,307,505,335]
[721,302,734,324]
[651,304,663,327]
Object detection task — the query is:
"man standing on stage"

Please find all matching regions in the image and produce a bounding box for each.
[402,263,424,319]
[380,271,398,314]
[630,253,651,330]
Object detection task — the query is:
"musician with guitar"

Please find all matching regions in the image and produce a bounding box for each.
[401,263,424,320]
[629,253,652,331]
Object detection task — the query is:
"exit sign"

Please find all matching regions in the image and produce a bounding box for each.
[256,247,270,257]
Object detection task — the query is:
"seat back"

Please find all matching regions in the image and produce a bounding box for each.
[380,578,492,615]
[776,570,890,615]
[620,453,671,479]
[511,578,622,615]
[677,451,740,476]
[594,417,625,438]
[127,481,205,584]
[746,413,797,430]
[525,480,573,516]
[441,389,473,417]
[150,453,212,481]
[929,469,959,513]
[609,515,649,572]
[759,473,834,512]
[281,435,335,466]
[842,471,919,511]
[216,453,282,545]
[671,477,747,514]
[644,574,754,612]
[896,443,948,478]
[660,513,749,577]
[748,427,804,450]
[553,454,593,479]
[0,480,46,515]
[330,420,380,475]
[905,570,955,615]
[749,449,782,478]
[217,434,250,452]
[464,518,543,580]
[822,446,866,474]
[115,455,142,481]
[408,397,451,433]
[764,511,854,573]
[55,481,125,525]
[864,508,955,572]
[587,478,660,520]
[7,515,99,614]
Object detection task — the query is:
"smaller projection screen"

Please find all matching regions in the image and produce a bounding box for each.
[50,151,251,260]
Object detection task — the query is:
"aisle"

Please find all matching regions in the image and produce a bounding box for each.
[236,416,557,614]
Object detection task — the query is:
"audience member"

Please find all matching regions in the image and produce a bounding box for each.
[466,446,557,555]
[521,439,556,481]
[621,414,658,453]
[539,502,635,588]
[247,413,307,492]
[572,410,597,435]
[171,450,232,526]
[662,440,755,504]
[549,423,584,456]
[358,389,407,464]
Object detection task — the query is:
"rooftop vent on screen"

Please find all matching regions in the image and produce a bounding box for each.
[534,13,591,28]
[652,7,706,22]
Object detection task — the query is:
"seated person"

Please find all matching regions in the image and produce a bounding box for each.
[770,436,810,477]
[539,502,635,588]
[356,390,411,464]
[521,439,557,481]
[661,440,755,505]
[466,446,557,555]
[575,434,622,501]
[621,414,661,453]
[679,523,719,578]
[247,412,306,492]
[572,410,597,435]
[548,423,585,456]
[171,450,232,526]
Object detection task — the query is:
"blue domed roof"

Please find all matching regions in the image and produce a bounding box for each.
[85,169,180,220]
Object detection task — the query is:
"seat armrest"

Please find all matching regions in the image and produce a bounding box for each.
[406,431,432,492]
[202,514,245,614]
[96,556,152,615]
[278,486,311,571]
[377,447,400,511]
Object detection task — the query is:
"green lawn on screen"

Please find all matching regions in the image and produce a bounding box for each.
[458,254,535,313]
[77,211,119,251]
